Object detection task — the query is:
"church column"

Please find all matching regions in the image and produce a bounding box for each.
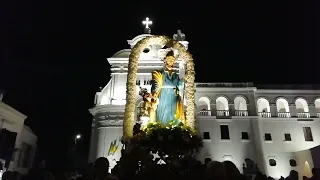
[88,118,98,163]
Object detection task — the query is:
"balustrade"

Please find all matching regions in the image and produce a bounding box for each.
[258,112,271,118]
[277,112,291,118]
[296,112,310,118]
[196,109,319,118]
[234,110,248,116]
[216,110,230,117]
[199,110,211,116]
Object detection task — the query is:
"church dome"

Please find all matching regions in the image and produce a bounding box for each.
[127,34,152,48]
[112,49,131,58]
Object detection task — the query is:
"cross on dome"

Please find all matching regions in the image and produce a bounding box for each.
[142,17,152,28]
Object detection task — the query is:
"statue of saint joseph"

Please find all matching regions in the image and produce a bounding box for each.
[141,50,185,125]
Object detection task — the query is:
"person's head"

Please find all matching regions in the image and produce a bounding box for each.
[93,157,109,177]
[312,168,319,176]
[206,161,225,179]
[143,92,151,102]
[164,50,176,69]
[289,170,298,179]
[222,161,241,180]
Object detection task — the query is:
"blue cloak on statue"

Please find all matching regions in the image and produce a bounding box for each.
[151,69,184,125]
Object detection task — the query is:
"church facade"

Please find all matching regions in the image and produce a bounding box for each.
[89,29,320,179]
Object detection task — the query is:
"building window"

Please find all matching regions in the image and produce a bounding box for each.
[289,159,297,167]
[303,127,313,141]
[242,132,249,140]
[220,125,230,140]
[265,133,272,141]
[203,132,210,139]
[269,159,276,166]
[284,133,291,141]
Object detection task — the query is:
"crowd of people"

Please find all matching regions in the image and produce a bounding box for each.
[1,157,319,180]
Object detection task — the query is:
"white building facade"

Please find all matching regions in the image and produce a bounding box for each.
[0,101,37,177]
[89,31,320,179]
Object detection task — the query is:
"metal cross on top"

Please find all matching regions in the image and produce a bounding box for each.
[142,17,153,29]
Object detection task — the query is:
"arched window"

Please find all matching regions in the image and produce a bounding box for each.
[295,98,310,118]
[269,159,277,166]
[276,98,290,118]
[216,96,229,116]
[257,98,271,117]
[234,96,248,116]
[289,159,297,167]
[198,97,211,116]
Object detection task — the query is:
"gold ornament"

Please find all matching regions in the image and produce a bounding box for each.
[123,35,195,141]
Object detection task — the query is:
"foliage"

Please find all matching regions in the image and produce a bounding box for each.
[114,122,203,180]
[131,121,203,157]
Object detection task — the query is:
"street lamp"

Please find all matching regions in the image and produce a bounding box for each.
[75,134,81,145]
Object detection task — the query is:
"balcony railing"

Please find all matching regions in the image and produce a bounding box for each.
[198,110,247,116]
[199,110,211,116]
[197,110,319,118]
[277,112,291,118]
[216,110,230,117]
[234,110,248,116]
[258,112,271,118]
[297,112,310,118]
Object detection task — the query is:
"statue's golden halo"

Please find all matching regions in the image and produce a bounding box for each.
[123,35,196,141]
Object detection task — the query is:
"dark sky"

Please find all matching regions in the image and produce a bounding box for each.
[1,1,319,169]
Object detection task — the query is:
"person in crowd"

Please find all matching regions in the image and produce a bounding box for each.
[285,170,298,180]
[222,161,242,180]
[206,161,226,180]
[2,171,16,180]
[310,168,319,180]
[21,160,54,180]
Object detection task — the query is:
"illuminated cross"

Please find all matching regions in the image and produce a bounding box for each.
[142,17,153,29]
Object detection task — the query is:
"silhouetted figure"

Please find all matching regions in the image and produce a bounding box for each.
[206,161,225,180]
[222,161,241,180]
[310,168,319,180]
[285,170,298,180]
[92,157,118,180]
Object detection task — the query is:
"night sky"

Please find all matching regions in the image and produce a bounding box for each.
[1,1,319,170]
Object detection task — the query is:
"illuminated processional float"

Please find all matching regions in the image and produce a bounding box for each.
[117,36,202,153]
[111,35,203,179]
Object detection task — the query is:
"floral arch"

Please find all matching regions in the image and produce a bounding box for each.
[123,35,195,140]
